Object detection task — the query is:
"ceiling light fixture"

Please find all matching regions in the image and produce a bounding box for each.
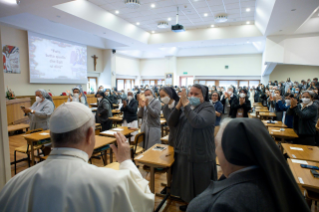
[3,0,20,4]
[246,21,250,24]
[204,13,208,17]
[136,22,140,25]
[246,8,250,12]
[152,31,155,33]
[215,14,228,23]
[115,10,119,14]
[125,0,141,9]
[151,4,155,8]
[211,25,214,27]
[168,17,171,21]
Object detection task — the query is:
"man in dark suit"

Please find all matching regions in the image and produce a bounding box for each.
[121,91,138,130]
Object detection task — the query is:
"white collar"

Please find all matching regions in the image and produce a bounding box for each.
[168,100,175,109]
[228,166,259,178]
[49,147,89,162]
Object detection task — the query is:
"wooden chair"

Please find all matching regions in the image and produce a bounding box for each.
[130,132,145,163]
[13,128,44,174]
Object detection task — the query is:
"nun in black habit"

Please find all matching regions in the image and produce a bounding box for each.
[168,84,217,210]
[159,86,180,147]
[187,118,310,212]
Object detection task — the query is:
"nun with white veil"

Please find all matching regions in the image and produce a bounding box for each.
[21,89,55,130]
[137,88,161,149]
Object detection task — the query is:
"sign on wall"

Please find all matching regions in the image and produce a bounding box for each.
[165,73,173,85]
[2,45,20,74]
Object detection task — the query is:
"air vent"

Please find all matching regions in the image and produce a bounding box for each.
[215,14,228,23]
[157,22,169,28]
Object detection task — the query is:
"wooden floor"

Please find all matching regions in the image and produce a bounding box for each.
[8,131,319,212]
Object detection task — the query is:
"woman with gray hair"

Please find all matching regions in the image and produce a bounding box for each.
[168,84,217,211]
[21,89,55,130]
[287,90,318,145]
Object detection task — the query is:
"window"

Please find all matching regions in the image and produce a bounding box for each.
[180,76,194,87]
[116,79,135,90]
[219,81,238,89]
[87,77,98,93]
[249,81,260,88]
[150,80,155,86]
[206,81,215,86]
[199,80,206,85]
[239,81,248,88]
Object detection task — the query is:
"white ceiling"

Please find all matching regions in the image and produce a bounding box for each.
[89,0,256,33]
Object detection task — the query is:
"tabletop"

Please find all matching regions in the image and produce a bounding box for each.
[253,102,263,107]
[23,130,51,142]
[90,103,97,107]
[248,112,258,118]
[134,144,174,167]
[282,143,319,162]
[268,127,298,139]
[262,120,287,128]
[259,112,276,117]
[108,116,123,121]
[255,107,269,112]
[112,109,121,114]
[100,126,138,137]
[94,135,116,149]
[7,124,30,132]
[287,159,319,192]
[160,118,166,125]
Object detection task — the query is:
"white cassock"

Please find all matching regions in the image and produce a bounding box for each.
[0,148,154,212]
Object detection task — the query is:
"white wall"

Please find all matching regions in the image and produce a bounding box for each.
[140,58,168,77]
[269,64,319,82]
[115,55,140,76]
[0,24,106,96]
[264,34,319,66]
[177,54,262,77]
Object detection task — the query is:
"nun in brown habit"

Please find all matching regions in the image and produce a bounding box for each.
[187,118,310,212]
[168,84,217,210]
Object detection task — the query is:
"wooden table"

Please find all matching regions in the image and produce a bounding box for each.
[268,127,298,142]
[259,112,276,120]
[282,144,319,162]
[287,158,319,194]
[134,144,174,193]
[90,103,97,107]
[93,136,116,164]
[108,116,123,126]
[262,120,287,129]
[113,104,119,109]
[161,134,169,144]
[100,126,138,138]
[23,130,51,166]
[91,107,97,112]
[253,102,262,107]
[8,124,30,133]
[255,107,269,113]
[248,112,258,119]
[112,109,121,115]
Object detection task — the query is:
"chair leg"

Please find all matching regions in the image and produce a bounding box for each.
[14,151,17,175]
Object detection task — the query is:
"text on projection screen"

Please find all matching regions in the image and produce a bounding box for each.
[28,31,87,84]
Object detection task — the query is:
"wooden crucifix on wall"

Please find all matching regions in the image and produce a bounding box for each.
[91,55,98,71]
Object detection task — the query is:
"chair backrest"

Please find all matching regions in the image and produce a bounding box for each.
[132,132,144,145]
[26,128,43,135]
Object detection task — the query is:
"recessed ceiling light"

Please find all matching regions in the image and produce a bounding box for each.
[136,22,140,25]
[246,21,250,24]
[168,17,171,21]
[151,4,155,8]
[204,13,208,17]
[246,8,251,12]
[115,10,119,14]
[152,31,155,33]
[291,9,296,11]
[211,25,214,27]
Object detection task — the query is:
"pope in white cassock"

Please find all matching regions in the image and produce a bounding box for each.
[0,102,154,212]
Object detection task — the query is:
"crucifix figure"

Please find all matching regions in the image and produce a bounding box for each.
[91,55,98,71]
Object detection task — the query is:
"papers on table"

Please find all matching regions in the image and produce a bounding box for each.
[112,128,123,131]
[152,146,166,151]
[101,131,116,135]
[290,147,303,151]
[135,155,144,159]
[292,154,297,158]
[291,159,308,164]
[298,177,304,184]
[271,129,281,132]
[39,133,49,136]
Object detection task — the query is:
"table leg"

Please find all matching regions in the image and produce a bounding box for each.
[30,141,35,166]
[167,167,172,193]
[110,148,113,163]
[150,166,155,193]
